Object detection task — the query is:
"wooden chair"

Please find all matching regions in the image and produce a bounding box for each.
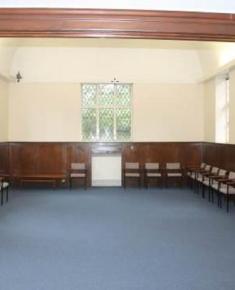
[165,162,184,187]
[195,164,212,193]
[69,163,87,189]
[211,171,235,212]
[187,162,206,188]
[0,177,9,206]
[200,166,219,199]
[144,163,162,188]
[208,168,227,203]
[123,162,141,188]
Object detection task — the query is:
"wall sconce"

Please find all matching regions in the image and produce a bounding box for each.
[111,77,119,83]
[16,71,22,83]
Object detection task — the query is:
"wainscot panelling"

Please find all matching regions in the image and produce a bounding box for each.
[122,142,203,168]
[9,142,67,175]
[203,142,235,172]
[3,141,235,187]
[5,142,203,187]
[0,142,9,177]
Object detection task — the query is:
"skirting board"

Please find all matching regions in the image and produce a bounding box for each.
[92,179,122,187]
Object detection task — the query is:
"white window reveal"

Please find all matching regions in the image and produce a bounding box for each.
[215,75,229,143]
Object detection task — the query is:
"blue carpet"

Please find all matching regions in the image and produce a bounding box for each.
[0,187,235,290]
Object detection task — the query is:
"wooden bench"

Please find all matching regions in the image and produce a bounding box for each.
[14,174,67,188]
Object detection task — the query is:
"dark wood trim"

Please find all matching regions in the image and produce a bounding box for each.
[203,142,235,171]
[0,8,234,41]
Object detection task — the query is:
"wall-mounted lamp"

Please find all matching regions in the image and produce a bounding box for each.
[16,71,22,83]
[111,77,119,83]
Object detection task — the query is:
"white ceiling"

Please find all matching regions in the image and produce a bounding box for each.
[0,0,235,13]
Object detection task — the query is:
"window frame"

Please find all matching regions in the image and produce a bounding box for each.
[80,82,133,142]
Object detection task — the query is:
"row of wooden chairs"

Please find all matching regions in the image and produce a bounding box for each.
[123,162,184,188]
[69,162,185,189]
[187,163,235,212]
[0,177,9,206]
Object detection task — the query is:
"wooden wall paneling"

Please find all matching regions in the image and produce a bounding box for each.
[0,142,9,177]
[122,142,202,168]
[7,142,203,187]
[35,143,67,174]
[203,143,235,171]
[122,142,202,186]
[10,142,38,176]
[9,142,68,186]
[0,9,234,41]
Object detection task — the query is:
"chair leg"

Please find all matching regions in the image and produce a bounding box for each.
[6,187,8,203]
[1,188,3,206]
[226,195,230,213]
[144,176,148,189]
[202,184,205,199]
[219,193,222,208]
[69,178,72,189]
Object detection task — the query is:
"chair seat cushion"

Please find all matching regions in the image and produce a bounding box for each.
[203,180,210,186]
[220,185,235,195]
[70,173,86,178]
[188,172,196,179]
[211,182,219,190]
[147,173,161,177]
[125,173,140,177]
[167,173,182,177]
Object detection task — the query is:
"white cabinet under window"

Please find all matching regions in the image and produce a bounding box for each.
[91,144,122,187]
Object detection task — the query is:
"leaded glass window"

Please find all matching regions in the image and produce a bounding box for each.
[81,83,132,141]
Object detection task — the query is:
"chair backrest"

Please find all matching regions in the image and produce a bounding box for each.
[201,162,206,169]
[125,162,139,169]
[218,169,227,176]
[145,163,159,170]
[211,167,219,174]
[204,164,211,171]
[166,162,181,170]
[71,163,86,170]
[228,171,235,179]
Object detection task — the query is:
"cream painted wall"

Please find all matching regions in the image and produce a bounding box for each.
[9,83,81,141]
[203,79,216,142]
[229,68,235,144]
[9,82,204,142]
[0,78,9,141]
[133,83,204,141]
[11,46,202,84]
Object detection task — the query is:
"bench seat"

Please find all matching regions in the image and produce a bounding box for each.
[13,174,66,187]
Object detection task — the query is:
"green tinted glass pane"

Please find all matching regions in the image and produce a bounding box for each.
[99,109,114,141]
[82,84,96,107]
[82,108,97,140]
[116,84,131,106]
[116,108,131,140]
[98,84,114,106]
